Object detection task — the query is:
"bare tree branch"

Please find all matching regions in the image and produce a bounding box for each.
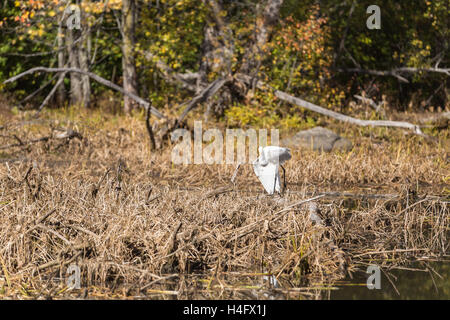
[18,73,59,105]
[394,67,450,76]
[354,94,384,113]
[176,77,231,125]
[338,68,410,83]
[339,67,450,83]
[143,50,199,92]
[3,67,166,119]
[33,72,68,117]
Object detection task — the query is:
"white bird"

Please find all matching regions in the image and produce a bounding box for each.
[253,146,292,194]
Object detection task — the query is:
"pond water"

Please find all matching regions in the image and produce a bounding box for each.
[329,261,450,300]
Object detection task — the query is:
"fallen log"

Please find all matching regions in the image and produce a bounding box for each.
[235,73,425,136]
[275,90,424,135]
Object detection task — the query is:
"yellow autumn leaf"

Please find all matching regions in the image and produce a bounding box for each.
[49,11,56,17]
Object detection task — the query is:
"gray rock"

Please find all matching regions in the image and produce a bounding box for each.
[281,126,352,152]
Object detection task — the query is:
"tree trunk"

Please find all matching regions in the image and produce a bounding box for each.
[56,17,66,107]
[199,0,235,119]
[122,0,139,114]
[67,27,83,106]
[79,42,91,108]
[199,0,233,81]
[78,44,90,107]
[240,0,283,76]
[78,1,91,108]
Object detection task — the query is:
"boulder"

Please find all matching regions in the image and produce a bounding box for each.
[281,126,352,152]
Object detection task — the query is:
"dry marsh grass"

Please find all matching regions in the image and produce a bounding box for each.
[0,107,448,299]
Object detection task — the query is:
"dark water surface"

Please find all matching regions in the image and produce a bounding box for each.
[329,261,450,300]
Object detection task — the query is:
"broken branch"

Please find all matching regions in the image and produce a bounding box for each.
[3,67,166,119]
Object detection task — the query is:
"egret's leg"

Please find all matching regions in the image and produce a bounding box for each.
[281,165,286,191]
[273,174,277,194]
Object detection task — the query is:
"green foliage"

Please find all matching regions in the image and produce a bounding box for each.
[225,101,316,130]
[226,4,344,128]
[0,0,448,123]
[136,0,207,107]
[322,0,449,109]
[268,6,346,108]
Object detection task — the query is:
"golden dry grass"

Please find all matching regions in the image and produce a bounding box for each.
[0,106,448,299]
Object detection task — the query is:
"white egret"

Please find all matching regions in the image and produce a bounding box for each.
[253,146,292,194]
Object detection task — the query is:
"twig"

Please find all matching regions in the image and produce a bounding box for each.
[145,186,153,204]
[381,268,400,296]
[272,194,326,220]
[0,129,82,150]
[397,197,433,216]
[165,222,183,256]
[160,222,183,273]
[115,160,124,200]
[231,164,241,184]
[225,195,325,243]
[354,94,384,113]
[36,224,72,246]
[274,90,425,135]
[67,225,99,239]
[18,72,59,105]
[35,209,58,225]
[22,165,39,199]
[145,106,156,151]
[0,209,57,255]
[34,72,68,117]
[140,274,179,291]
[92,168,111,199]
[35,250,82,272]
[145,187,160,205]
[354,248,429,258]
[0,136,49,150]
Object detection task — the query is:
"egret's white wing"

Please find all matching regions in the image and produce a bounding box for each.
[261,146,292,165]
[253,161,280,194]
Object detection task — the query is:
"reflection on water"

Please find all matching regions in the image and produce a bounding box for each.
[329,262,450,300]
